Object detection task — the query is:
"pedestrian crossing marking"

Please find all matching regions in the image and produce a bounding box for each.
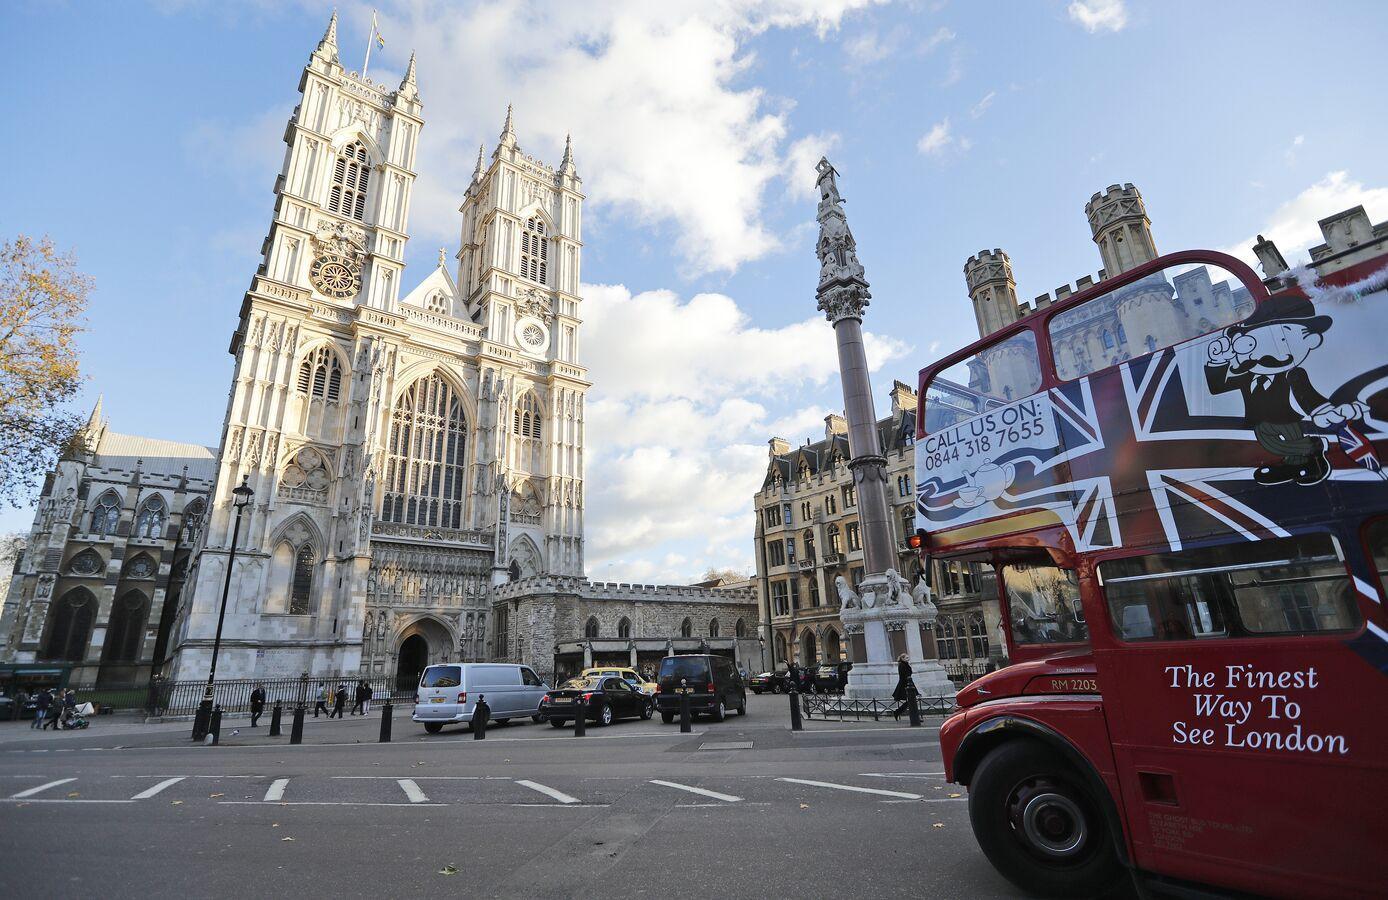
[515,780,580,804]
[777,777,923,800]
[264,778,289,802]
[10,778,76,799]
[397,779,430,803]
[650,780,743,803]
[131,777,185,800]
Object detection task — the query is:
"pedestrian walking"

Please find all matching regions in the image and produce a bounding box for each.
[42,690,61,730]
[787,660,800,693]
[361,681,372,716]
[249,684,266,728]
[313,684,328,718]
[32,689,50,729]
[330,684,346,719]
[61,689,77,728]
[891,654,915,721]
[352,680,369,716]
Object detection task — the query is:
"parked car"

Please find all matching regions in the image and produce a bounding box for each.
[654,654,747,723]
[413,663,549,734]
[580,666,657,695]
[814,662,853,693]
[749,670,789,694]
[541,675,653,727]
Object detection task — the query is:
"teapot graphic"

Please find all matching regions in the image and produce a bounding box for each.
[953,461,1016,509]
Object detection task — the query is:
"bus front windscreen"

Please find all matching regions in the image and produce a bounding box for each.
[1001,560,1089,645]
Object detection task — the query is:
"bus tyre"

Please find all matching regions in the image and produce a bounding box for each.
[968,740,1122,899]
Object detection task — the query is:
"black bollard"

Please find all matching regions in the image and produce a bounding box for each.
[573,695,586,737]
[209,705,222,745]
[473,695,489,740]
[679,681,692,734]
[379,701,393,743]
[789,687,803,731]
[269,702,283,737]
[290,705,305,745]
[907,689,922,727]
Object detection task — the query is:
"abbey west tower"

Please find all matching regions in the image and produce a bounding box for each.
[169,13,588,682]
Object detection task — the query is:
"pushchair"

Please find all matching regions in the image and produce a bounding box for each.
[60,702,93,729]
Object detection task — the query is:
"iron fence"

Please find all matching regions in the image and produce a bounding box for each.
[68,675,417,718]
[797,691,956,722]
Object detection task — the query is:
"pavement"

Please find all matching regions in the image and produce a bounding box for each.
[0,693,1044,899]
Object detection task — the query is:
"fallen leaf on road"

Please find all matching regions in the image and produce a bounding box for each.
[799,803,809,810]
[67,792,80,798]
[932,823,945,829]
[171,801,183,806]
[438,865,458,876]
[281,837,295,842]
[272,823,280,828]
[948,793,961,798]
[209,793,224,798]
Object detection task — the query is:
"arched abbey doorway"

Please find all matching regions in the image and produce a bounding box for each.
[799,630,818,667]
[396,634,428,690]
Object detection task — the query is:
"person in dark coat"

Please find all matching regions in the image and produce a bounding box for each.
[891,654,915,720]
[249,685,266,728]
[330,684,347,719]
[786,661,800,693]
[32,689,50,729]
[352,681,370,716]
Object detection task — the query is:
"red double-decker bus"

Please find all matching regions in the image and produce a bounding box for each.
[917,249,1388,898]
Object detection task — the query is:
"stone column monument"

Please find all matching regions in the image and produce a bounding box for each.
[813,158,954,702]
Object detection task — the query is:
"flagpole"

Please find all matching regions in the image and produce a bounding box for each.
[363,10,378,77]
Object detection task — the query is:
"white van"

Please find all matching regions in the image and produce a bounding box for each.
[412,663,549,734]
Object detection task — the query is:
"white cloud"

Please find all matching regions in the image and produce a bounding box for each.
[941,46,965,86]
[784,132,841,200]
[917,118,969,156]
[580,282,909,579]
[970,90,997,119]
[363,1,882,275]
[1218,171,1388,270]
[1285,133,1305,164]
[920,26,955,53]
[1067,0,1128,33]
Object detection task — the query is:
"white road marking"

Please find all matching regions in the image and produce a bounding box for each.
[777,777,923,800]
[650,780,742,803]
[515,780,580,804]
[10,778,76,799]
[221,800,441,807]
[507,803,608,809]
[3,798,134,804]
[332,775,509,780]
[397,779,429,803]
[860,772,947,778]
[263,778,290,802]
[131,777,185,800]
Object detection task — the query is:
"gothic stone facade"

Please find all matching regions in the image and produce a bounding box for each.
[0,406,214,686]
[753,383,1001,680]
[167,16,588,684]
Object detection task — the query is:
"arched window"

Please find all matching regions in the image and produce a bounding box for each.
[181,498,206,544]
[584,616,599,639]
[617,617,632,639]
[680,618,692,638]
[296,346,343,402]
[290,544,315,615]
[520,217,548,284]
[425,291,448,314]
[90,492,121,536]
[900,506,915,543]
[42,589,95,662]
[937,619,955,660]
[328,140,370,221]
[67,548,104,577]
[708,618,720,638]
[103,591,148,663]
[508,560,522,582]
[734,618,746,638]
[1102,329,1114,349]
[827,524,842,556]
[512,392,542,441]
[382,373,468,529]
[134,495,167,540]
[1117,324,1127,343]
[1145,335,1157,353]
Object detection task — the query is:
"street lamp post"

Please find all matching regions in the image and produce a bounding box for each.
[191,476,254,740]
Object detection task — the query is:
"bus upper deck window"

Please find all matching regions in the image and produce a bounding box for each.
[924,330,1042,433]
[1000,560,1088,645]
[1046,262,1254,382]
[1099,534,1360,641]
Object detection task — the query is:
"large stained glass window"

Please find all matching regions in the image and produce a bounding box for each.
[382,373,468,529]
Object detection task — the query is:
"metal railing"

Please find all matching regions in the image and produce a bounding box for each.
[796,691,956,722]
[67,675,418,717]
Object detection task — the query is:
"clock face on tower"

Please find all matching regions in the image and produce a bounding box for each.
[310,253,362,300]
[515,316,550,356]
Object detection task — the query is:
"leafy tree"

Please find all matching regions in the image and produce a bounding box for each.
[700,567,750,585]
[0,236,90,506]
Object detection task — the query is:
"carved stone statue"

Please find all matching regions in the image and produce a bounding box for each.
[835,575,859,609]
[884,568,907,605]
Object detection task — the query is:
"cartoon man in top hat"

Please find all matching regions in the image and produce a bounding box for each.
[1206,294,1366,485]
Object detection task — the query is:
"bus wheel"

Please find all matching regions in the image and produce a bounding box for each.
[968,740,1122,898]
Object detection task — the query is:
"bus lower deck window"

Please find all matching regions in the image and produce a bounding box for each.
[1001,560,1088,645]
[1099,534,1360,641]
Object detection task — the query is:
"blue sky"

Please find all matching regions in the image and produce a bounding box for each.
[4,0,1386,582]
